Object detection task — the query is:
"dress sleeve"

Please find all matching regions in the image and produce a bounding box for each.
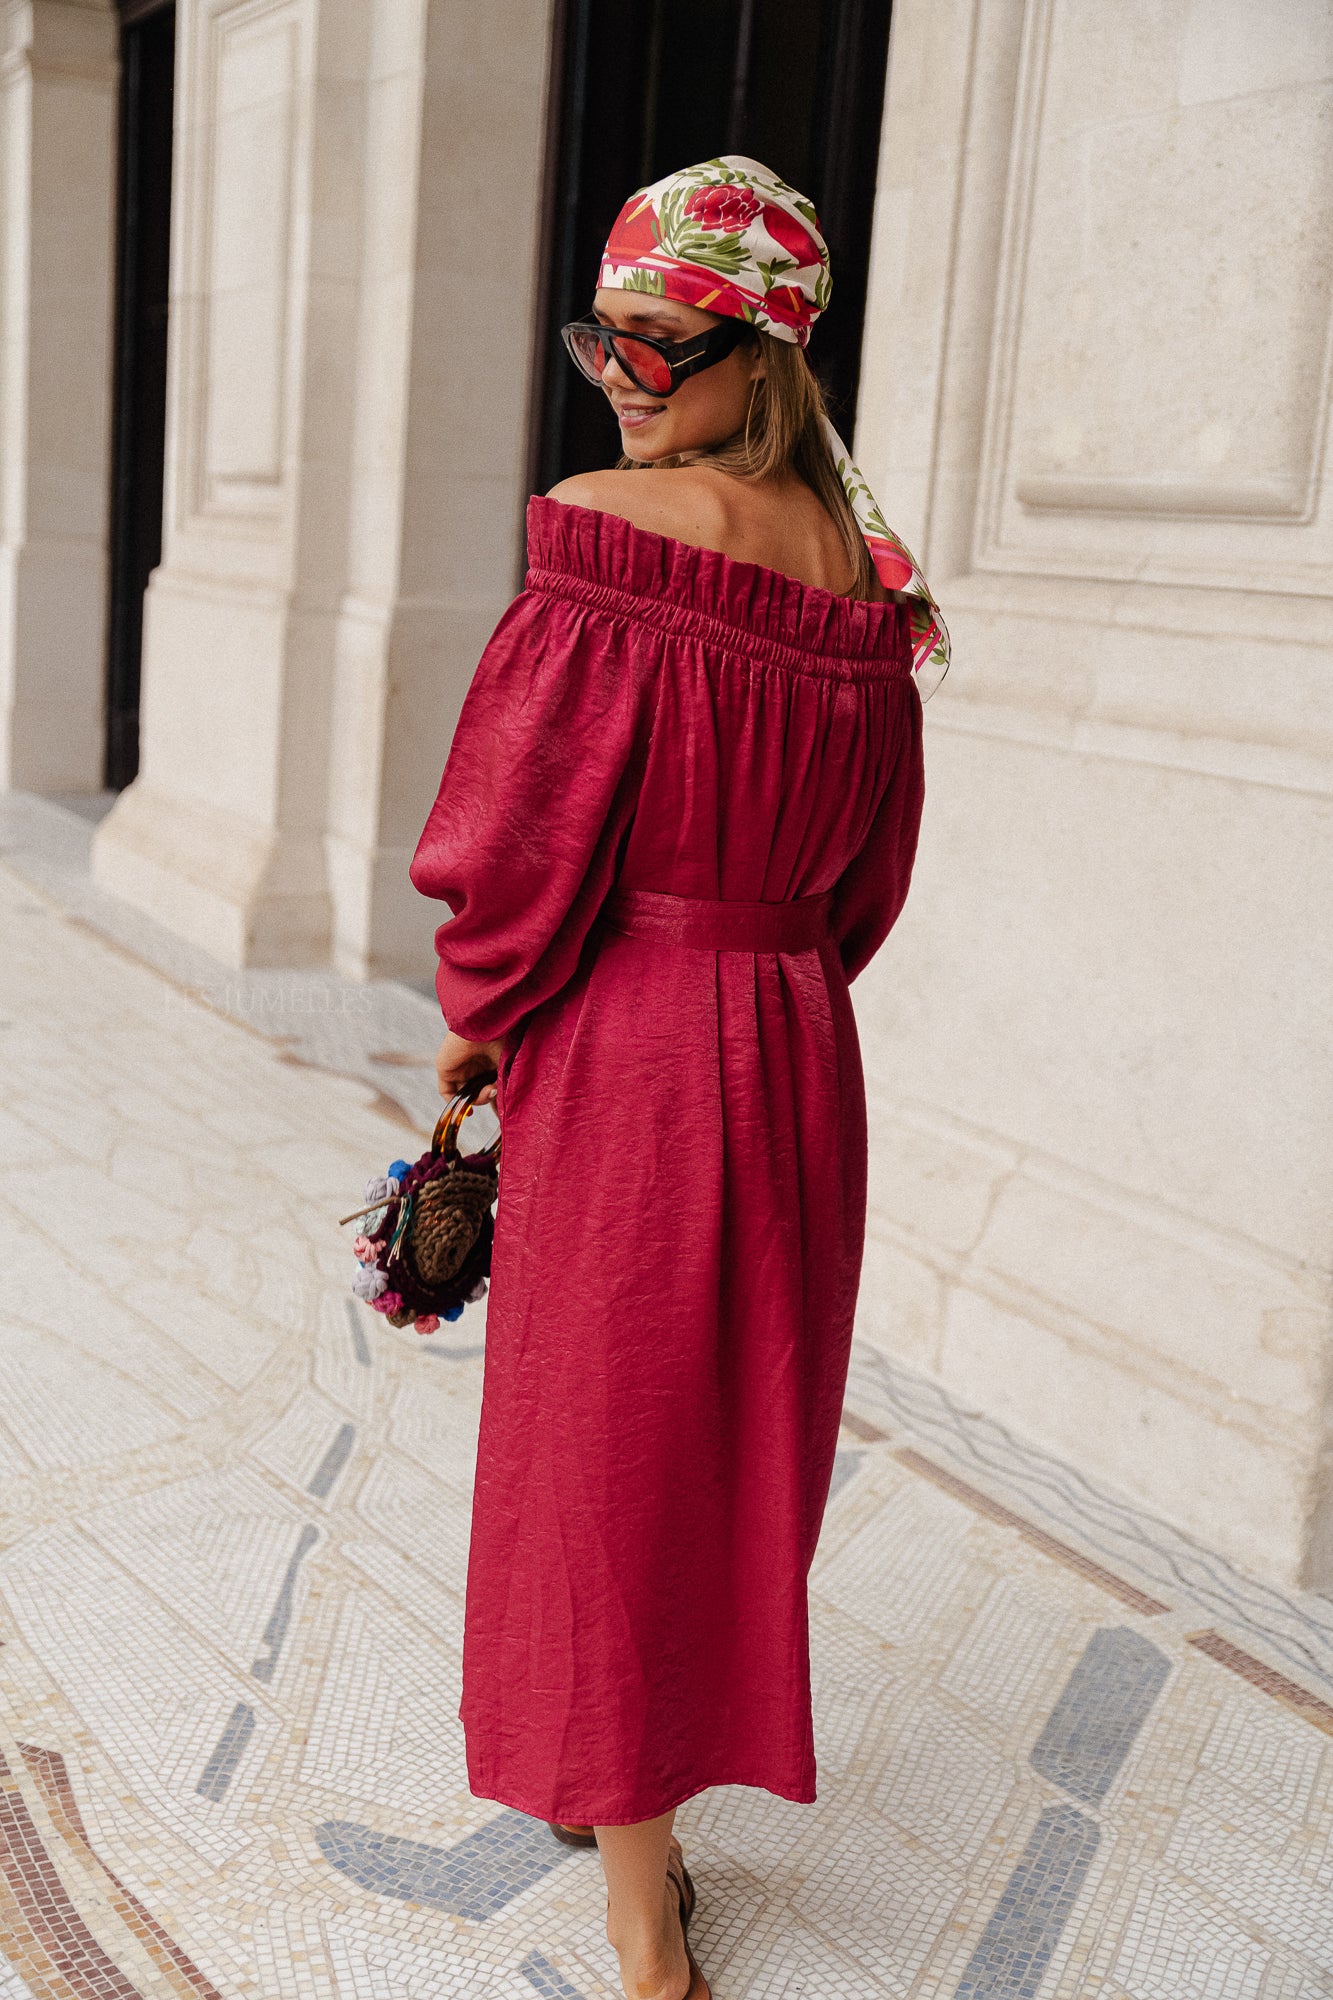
[408,593,651,1045]
[830,680,926,986]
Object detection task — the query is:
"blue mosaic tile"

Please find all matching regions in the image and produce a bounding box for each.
[315,1811,569,1920]
[828,1448,864,1503]
[520,1950,587,1999]
[307,1421,356,1500]
[344,1297,372,1367]
[423,1339,486,1362]
[954,1802,1100,1998]
[252,1522,319,1682]
[196,1702,255,1802]
[1029,1626,1171,1804]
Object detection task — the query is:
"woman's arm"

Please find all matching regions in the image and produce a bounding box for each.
[410,586,652,1057]
[831,683,926,984]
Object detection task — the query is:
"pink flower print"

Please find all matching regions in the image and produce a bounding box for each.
[605,192,660,259]
[684,184,761,235]
[633,264,752,319]
[759,283,817,330]
[866,536,914,591]
[760,203,822,267]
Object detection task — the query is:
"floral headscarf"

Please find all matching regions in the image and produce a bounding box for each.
[599,155,949,696]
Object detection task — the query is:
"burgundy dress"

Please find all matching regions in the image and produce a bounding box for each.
[409,496,925,1823]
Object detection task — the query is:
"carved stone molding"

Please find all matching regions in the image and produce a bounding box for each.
[1014,475,1311,522]
[174,0,304,536]
[973,0,1333,594]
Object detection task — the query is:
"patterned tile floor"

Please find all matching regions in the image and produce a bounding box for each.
[1,800,1332,1998]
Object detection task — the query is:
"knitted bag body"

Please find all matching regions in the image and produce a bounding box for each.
[341,1073,500,1334]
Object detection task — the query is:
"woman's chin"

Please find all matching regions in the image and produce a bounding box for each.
[618,418,670,456]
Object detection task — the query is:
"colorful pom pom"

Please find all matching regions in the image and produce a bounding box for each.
[388,1159,409,1181]
[370,1290,404,1315]
[413,1315,440,1336]
[363,1174,400,1205]
[353,1265,387,1302]
[352,1234,379,1263]
[443,1303,465,1322]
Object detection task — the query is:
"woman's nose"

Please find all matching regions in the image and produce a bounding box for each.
[601,351,635,392]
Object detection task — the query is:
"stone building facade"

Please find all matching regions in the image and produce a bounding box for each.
[1,0,1330,1592]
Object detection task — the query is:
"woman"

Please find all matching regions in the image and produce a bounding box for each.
[409,156,947,2000]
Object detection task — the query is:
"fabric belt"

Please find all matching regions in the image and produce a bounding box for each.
[597,884,835,953]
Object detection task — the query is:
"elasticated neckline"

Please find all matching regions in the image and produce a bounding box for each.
[524,495,913,680]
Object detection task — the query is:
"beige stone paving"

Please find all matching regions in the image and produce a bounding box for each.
[1,859,1331,1999]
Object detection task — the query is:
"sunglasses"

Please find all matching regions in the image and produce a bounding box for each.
[560,314,752,398]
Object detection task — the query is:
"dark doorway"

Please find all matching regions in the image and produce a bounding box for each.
[528,0,893,495]
[105,0,175,791]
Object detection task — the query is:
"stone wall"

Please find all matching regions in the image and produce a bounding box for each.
[851,0,1333,1589]
[6,0,1329,1592]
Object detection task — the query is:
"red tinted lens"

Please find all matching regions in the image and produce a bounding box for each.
[568,328,608,382]
[612,337,673,395]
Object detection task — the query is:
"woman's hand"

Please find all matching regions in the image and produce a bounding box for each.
[436,1030,506,1105]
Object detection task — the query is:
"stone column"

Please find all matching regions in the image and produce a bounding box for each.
[0,0,117,795]
[855,0,1333,1589]
[94,0,357,964]
[323,0,553,982]
[93,0,554,974]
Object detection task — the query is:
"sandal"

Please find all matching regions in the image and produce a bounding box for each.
[548,1820,598,1847]
[666,1840,709,1998]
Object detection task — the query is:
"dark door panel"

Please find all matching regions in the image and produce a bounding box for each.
[528,0,892,494]
[106,0,175,791]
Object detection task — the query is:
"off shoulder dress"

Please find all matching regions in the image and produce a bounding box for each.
[409,495,925,1824]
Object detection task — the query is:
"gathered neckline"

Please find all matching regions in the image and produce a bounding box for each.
[524,495,911,677]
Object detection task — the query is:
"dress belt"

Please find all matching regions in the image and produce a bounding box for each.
[597,884,835,952]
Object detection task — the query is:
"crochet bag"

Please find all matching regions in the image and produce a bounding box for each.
[339,1071,500,1334]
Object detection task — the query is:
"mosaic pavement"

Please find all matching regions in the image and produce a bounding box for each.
[1,805,1332,1997]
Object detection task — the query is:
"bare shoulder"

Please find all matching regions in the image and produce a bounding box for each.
[545,467,728,548]
[544,470,641,516]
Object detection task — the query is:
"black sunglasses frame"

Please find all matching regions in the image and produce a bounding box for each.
[560,314,753,398]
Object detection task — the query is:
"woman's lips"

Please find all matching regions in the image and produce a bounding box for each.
[615,405,664,430]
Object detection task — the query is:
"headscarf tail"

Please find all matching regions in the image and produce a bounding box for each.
[821,419,949,698]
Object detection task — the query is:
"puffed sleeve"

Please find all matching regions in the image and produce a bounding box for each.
[831,679,926,986]
[408,593,652,1044]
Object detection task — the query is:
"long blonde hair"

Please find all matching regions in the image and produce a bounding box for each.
[618,331,876,600]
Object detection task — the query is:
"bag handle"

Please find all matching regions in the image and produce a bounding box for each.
[429,1068,501,1166]
[338,1071,499,1228]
